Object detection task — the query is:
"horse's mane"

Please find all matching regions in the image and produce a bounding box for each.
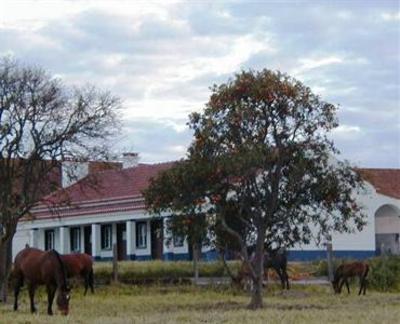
[50,249,68,289]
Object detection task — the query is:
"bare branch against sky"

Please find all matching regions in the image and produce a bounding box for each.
[0,0,399,167]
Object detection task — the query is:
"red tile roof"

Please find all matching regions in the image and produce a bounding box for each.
[30,162,175,219]
[357,168,400,200]
[29,164,399,221]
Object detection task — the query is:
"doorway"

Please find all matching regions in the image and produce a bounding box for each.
[151,219,163,260]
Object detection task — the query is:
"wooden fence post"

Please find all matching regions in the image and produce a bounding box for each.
[112,243,118,283]
[326,242,334,281]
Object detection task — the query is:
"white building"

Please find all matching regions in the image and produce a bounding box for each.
[12,158,400,261]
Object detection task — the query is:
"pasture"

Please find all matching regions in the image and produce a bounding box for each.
[1,284,399,324]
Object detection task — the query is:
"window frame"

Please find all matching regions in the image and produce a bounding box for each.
[44,229,55,251]
[173,234,184,247]
[101,224,112,250]
[136,221,147,249]
[70,227,81,253]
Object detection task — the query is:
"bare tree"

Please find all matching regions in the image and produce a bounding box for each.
[0,57,120,301]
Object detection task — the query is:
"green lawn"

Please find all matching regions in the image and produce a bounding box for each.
[1,284,399,324]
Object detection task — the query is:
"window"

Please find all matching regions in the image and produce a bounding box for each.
[136,222,147,249]
[101,224,112,250]
[173,234,184,247]
[70,227,81,252]
[45,229,55,250]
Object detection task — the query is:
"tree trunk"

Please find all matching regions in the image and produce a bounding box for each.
[248,226,265,309]
[218,248,237,282]
[192,243,200,284]
[0,238,12,303]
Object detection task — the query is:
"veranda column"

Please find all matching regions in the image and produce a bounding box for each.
[29,229,38,248]
[163,217,173,260]
[91,224,101,260]
[59,226,69,254]
[126,220,136,260]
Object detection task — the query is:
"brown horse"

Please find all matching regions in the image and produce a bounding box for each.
[332,261,369,295]
[13,247,71,315]
[61,253,94,295]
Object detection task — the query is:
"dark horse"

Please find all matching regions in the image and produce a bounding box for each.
[264,250,290,290]
[61,253,94,295]
[13,247,71,315]
[236,247,290,290]
[332,261,369,295]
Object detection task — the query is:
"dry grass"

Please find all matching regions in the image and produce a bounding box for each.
[1,284,399,324]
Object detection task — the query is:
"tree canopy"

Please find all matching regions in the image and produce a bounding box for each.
[187,69,366,308]
[147,69,366,309]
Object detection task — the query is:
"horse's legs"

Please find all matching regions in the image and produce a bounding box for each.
[283,270,290,290]
[274,268,285,290]
[28,284,37,313]
[46,284,56,315]
[338,278,345,294]
[89,268,94,294]
[13,272,23,311]
[83,272,89,296]
[363,278,368,295]
[345,279,350,294]
[359,276,367,295]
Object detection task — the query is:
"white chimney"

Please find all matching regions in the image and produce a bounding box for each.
[122,152,139,169]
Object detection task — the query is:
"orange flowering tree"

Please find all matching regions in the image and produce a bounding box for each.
[143,159,211,282]
[188,69,366,309]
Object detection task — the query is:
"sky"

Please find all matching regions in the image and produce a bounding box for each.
[0,0,399,167]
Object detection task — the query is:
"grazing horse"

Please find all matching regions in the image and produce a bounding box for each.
[332,261,369,295]
[264,250,290,290]
[61,253,94,295]
[13,247,71,315]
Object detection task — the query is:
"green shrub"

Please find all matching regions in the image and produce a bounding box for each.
[311,259,346,277]
[368,256,400,292]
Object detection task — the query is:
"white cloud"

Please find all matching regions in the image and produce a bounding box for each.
[294,56,343,75]
[334,125,362,134]
[381,12,400,21]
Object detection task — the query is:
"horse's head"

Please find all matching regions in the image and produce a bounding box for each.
[331,279,340,294]
[56,286,71,315]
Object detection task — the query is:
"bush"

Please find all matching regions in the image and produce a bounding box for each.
[368,256,400,292]
[311,259,345,277]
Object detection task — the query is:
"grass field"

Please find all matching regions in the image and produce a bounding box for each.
[1,284,399,324]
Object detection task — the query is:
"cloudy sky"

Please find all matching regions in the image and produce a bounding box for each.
[0,0,399,167]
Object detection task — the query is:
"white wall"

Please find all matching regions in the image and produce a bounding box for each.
[12,229,30,258]
[12,181,400,259]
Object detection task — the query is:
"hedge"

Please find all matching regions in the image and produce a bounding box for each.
[93,260,241,284]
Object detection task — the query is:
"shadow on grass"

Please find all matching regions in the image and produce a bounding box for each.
[159,300,329,313]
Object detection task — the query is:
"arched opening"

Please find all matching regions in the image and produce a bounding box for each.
[375,204,400,255]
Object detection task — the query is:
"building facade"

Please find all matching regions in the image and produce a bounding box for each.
[12,158,400,262]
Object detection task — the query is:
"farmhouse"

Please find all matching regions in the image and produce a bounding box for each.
[12,154,400,261]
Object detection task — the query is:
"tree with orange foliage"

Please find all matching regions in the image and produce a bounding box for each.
[188,69,366,309]
[143,159,211,283]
